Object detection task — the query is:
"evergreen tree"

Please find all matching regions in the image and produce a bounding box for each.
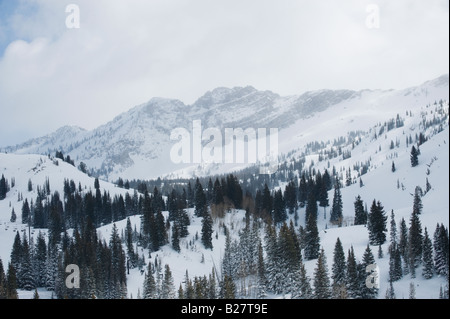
[305,191,318,221]
[0,174,7,200]
[10,232,22,283]
[409,282,416,299]
[410,146,419,167]
[398,217,409,275]
[331,238,346,298]
[201,212,213,250]
[0,258,6,299]
[389,210,397,247]
[256,241,267,299]
[34,231,47,287]
[272,189,286,225]
[161,264,176,299]
[10,207,16,223]
[6,263,18,299]
[143,263,156,299]
[361,245,378,299]
[21,199,31,225]
[346,246,361,299]
[313,248,331,299]
[422,227,434,279]
[408,191,423,277]
[194,179,207,218]
[385,280,396,299]
[304,206,320,260]
[434,224,449,277]
[330,180,343,226]
[172,225,180,253]
[354,195,367,225]
[19,234,35,291]
[368,200,387,246]
[220,275,236,299]
[284,181,297,215]
[298,173,308,207]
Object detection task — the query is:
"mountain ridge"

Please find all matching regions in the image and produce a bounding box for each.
[3,74,449,181]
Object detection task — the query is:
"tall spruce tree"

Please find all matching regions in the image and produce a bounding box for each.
[346,246,361,299]
[368,200,387,246]
[361,245,378,299]
[201,212,213,250]
[330,180,343,226]
[304,205,320,260]
[408,190,423,277]
[354,195,367,225]
[410,146,419,167]
[313,248,331,299]
[422,227,434,279]
[331,237,347,298]
[434,224,449,277]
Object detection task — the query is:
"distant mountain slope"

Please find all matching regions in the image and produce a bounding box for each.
[4,74,448,181]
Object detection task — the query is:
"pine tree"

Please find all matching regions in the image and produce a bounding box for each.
[0,174,7,200]
[422,227,434,279]
[143,263,156,299]
[201,212,213,250]
[354,195,367,225]
[161,264,176,299]
[409,282,416,299]
[0,258,6,299]
[304,206,320,260]
[408,190,423,277]
[331,238,346,298]
[194,179,207,218]
[410,146,419,167]
[368,200,387,246]
[298,173,308,207]
[330,180,343,226]
[389,210,397,247]
[256,241,267,299]
[385,280,396,299]
[272,189,286,225]
[34,231,47,287]
[20,234,35,291]
[434,224,449,277]
[172,225,180,253]
[398,217,409,275]
[313,248,331,299]
[346,246,360,299]
[220,275,236,299]
[6,263,18,299]
[21,199,31,225]
[361,245,378,299]
[10,207,17,223]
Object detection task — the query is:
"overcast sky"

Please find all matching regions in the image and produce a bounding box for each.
[0,0,448,147]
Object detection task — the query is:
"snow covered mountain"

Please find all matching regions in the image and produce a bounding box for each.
[4,74,448,182]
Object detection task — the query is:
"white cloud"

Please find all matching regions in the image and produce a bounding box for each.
[0,0,448,146]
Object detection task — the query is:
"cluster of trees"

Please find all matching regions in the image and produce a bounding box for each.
[0,174,11,200]
[387,189,449,289]
[7,221,127,299]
